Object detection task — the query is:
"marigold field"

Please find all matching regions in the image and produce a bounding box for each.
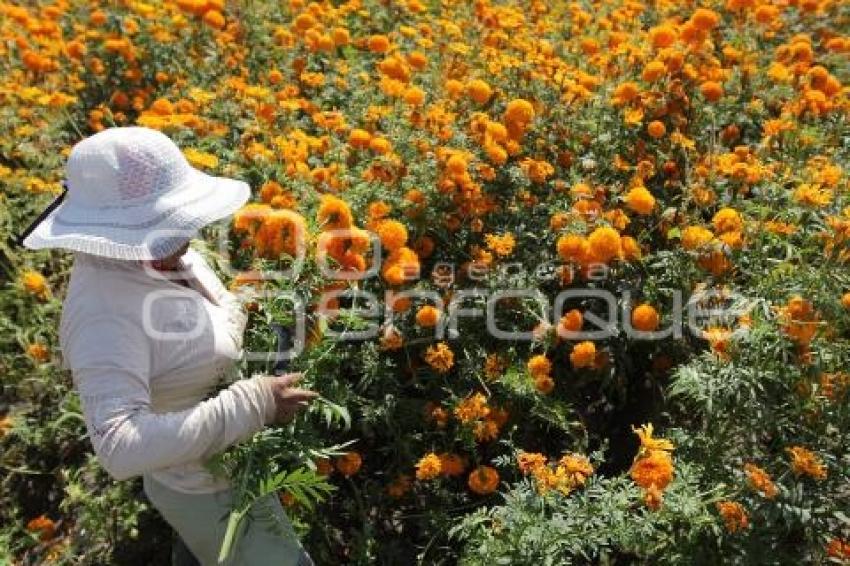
[1,0,850,564]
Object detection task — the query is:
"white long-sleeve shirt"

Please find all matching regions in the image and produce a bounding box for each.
[59,246,276,493]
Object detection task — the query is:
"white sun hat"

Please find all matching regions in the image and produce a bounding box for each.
[22,126,250,260]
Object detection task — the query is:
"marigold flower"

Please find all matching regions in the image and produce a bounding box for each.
[691,8,720,30]
[649,24,677,48]
[317,194,353,230]
[712,208,743,233]
[26,515,56,542]
[439,453,466,476]
[20,270,49,300]
[625,185,656,215]
[367,34,390,53]
[786,446,827,480]
[387,475,412,498]
[348,128,372,149]
[744,463,778,498]
[202,9,225,30]
[570,341,597,369]
[375,219,408,251]
[681,226,714,250]
[700,81,724,102]
[717,501,749,533]
[557,454,593,488]
[517,452,547,474]
[559,309,583,335]
[630,449,674,490]
[484,233,516,257]
[642,61,667,82]
[424,342,454,374]
[26,343,50,363]
[403,86,425,106]
[468,465,500,495]
[416,305,441,328]
[467,79,492,104]
[630,303,660,332]
[416,452,442,480]
[526,354,552,379]
[556,234,588,263]
[336,452,362,477]
[587,226,622,263]
[647,120,666,139]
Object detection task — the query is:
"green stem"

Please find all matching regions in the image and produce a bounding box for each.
[217,508,247,565]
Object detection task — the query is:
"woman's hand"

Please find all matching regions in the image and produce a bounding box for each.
[268,372,318,424]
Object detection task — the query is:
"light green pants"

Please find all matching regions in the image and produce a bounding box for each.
[143,474,313,566]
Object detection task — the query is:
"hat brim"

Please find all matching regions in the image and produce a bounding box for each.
[23,168,250,260]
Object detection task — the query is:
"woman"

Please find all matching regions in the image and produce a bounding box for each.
[23,127,317,565]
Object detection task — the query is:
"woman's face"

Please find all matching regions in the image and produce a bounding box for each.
[148,241,190,271]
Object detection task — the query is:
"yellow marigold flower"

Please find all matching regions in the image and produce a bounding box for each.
[587,226,622,263]
[745,465,778,500]
[415,305,441,328]
[631,304,660,331]
[416,452,443,480]
[557,454,593,488]
[630,449,674,490]
[183,148,219,170]
[375,219,408,251]
[335,452,362,477]
[681,226,714,250]
[633,423,675,455]
[625,185,656,215]
[484,233,516,257]
[641,61,667,82]
[468,465,499,495]
[786,446,827,480]
[712,208,743,233]
[570,341,597,369]
[424,342,454,374]
[403,86,425,106]
[621,236,642,260]
[20,270,49,300]
[717,501,749,533]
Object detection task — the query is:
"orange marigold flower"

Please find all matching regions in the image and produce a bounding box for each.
[570,341,597,369]
[556,234,588,263]
[647,120,666,139]
[26,343,50,363]
[642,61,667,82]
[700,81,724,102]
[416,305,441,328]
[468,465,500,495]
[630,449,674,490]
[517,451,547,474]
[504,98,534,124]
[26,515,56,542]
[631,304,660,332]
[20,270,49,300]
[439,453,467,476]
[202,9,225,30]
[424,342,454,374]
[691,8,720,30]
[717,501,749,533]
[649,24,677,48]
[625,185,656,215]
[403,86,425,106]
[526,354,552,379]
[484,233,516,257]
[744,463,778,498]
[348,128,372,149]
[416,453,443,480]
[557,454,594,488]
[559,309,583,335]
[712,208,743,233]
[786,446,827,480]
[467,79,493,104]
[587,226,622,263]
[367,34,390,53]
[375,219,408,251]
[317,194,353,230]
